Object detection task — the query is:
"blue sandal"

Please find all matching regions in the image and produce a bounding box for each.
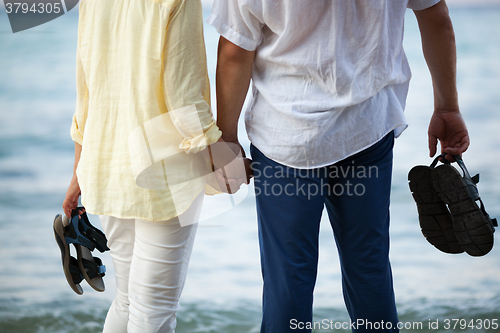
[53,208,109,294]
[53,214,84,294]
[63,207,109,253]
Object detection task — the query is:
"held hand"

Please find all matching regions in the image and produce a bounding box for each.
[428,110,470,161]
[214,157,253,194]
[62,176,81,218]
[209,139,253,194]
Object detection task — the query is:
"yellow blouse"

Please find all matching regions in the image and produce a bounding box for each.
[71,0,221,221]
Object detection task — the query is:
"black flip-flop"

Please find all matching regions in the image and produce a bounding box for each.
[408,155,464,254]
[432,155,497,256]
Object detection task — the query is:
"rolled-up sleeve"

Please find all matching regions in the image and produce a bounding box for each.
[163,0,221,154]
[70,43,88,145]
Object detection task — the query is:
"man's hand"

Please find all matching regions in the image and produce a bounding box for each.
[428,109,469,161]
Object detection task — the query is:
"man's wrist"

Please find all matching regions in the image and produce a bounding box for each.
[434,94,459,113]
[433,107,460,114]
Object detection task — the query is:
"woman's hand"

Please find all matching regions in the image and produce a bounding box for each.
[210,138,253,194]
[63,175,81,218]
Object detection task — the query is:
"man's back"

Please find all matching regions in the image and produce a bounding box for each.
[209,0,436,168]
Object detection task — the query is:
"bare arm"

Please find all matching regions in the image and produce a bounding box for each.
[414,0,469,159]
[211,37,256,190]
[62,142,82,218]
[215,36,255,143]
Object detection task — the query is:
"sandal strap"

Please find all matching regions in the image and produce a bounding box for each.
[80,211,110,252]
[428,154,497,231]
[81,256,106,279]
[69,257,84,284]
[429,153,450,168]
[64,208,110,253]
[453,155,496,230]
[430,154,481,201]
[453,155,481,201]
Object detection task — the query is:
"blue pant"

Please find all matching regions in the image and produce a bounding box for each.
[251,132,398,333]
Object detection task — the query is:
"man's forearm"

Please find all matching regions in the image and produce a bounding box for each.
[415,1,469,158]
[215,37,255,142]
[414,0,459,111]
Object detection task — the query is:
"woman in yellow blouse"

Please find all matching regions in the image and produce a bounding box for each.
[62,0,224,331]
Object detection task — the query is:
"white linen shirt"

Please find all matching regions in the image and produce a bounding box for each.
[208,0,441,169]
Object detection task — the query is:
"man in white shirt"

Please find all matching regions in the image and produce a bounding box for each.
[209,0,469,331]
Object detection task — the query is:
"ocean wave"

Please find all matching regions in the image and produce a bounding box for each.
[1,296,499,333]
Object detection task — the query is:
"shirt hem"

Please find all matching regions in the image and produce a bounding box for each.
[81,188,204,223]
[251,124,407,170]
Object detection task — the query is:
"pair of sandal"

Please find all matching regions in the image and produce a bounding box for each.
[408,154,497,256]
[53,207,110,294]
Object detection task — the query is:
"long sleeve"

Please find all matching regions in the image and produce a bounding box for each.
[70,42,89,145]
[73,0,221,221]
[163,0,221,154]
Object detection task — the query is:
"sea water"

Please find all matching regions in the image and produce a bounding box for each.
[0,2,499,332]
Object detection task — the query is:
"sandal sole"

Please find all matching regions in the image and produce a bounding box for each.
[432,165,494,256]
[76,245,105,292]
[408,166,464,254]
[53,214,84,295]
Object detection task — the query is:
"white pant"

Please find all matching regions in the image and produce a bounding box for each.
[100,194,203,333]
